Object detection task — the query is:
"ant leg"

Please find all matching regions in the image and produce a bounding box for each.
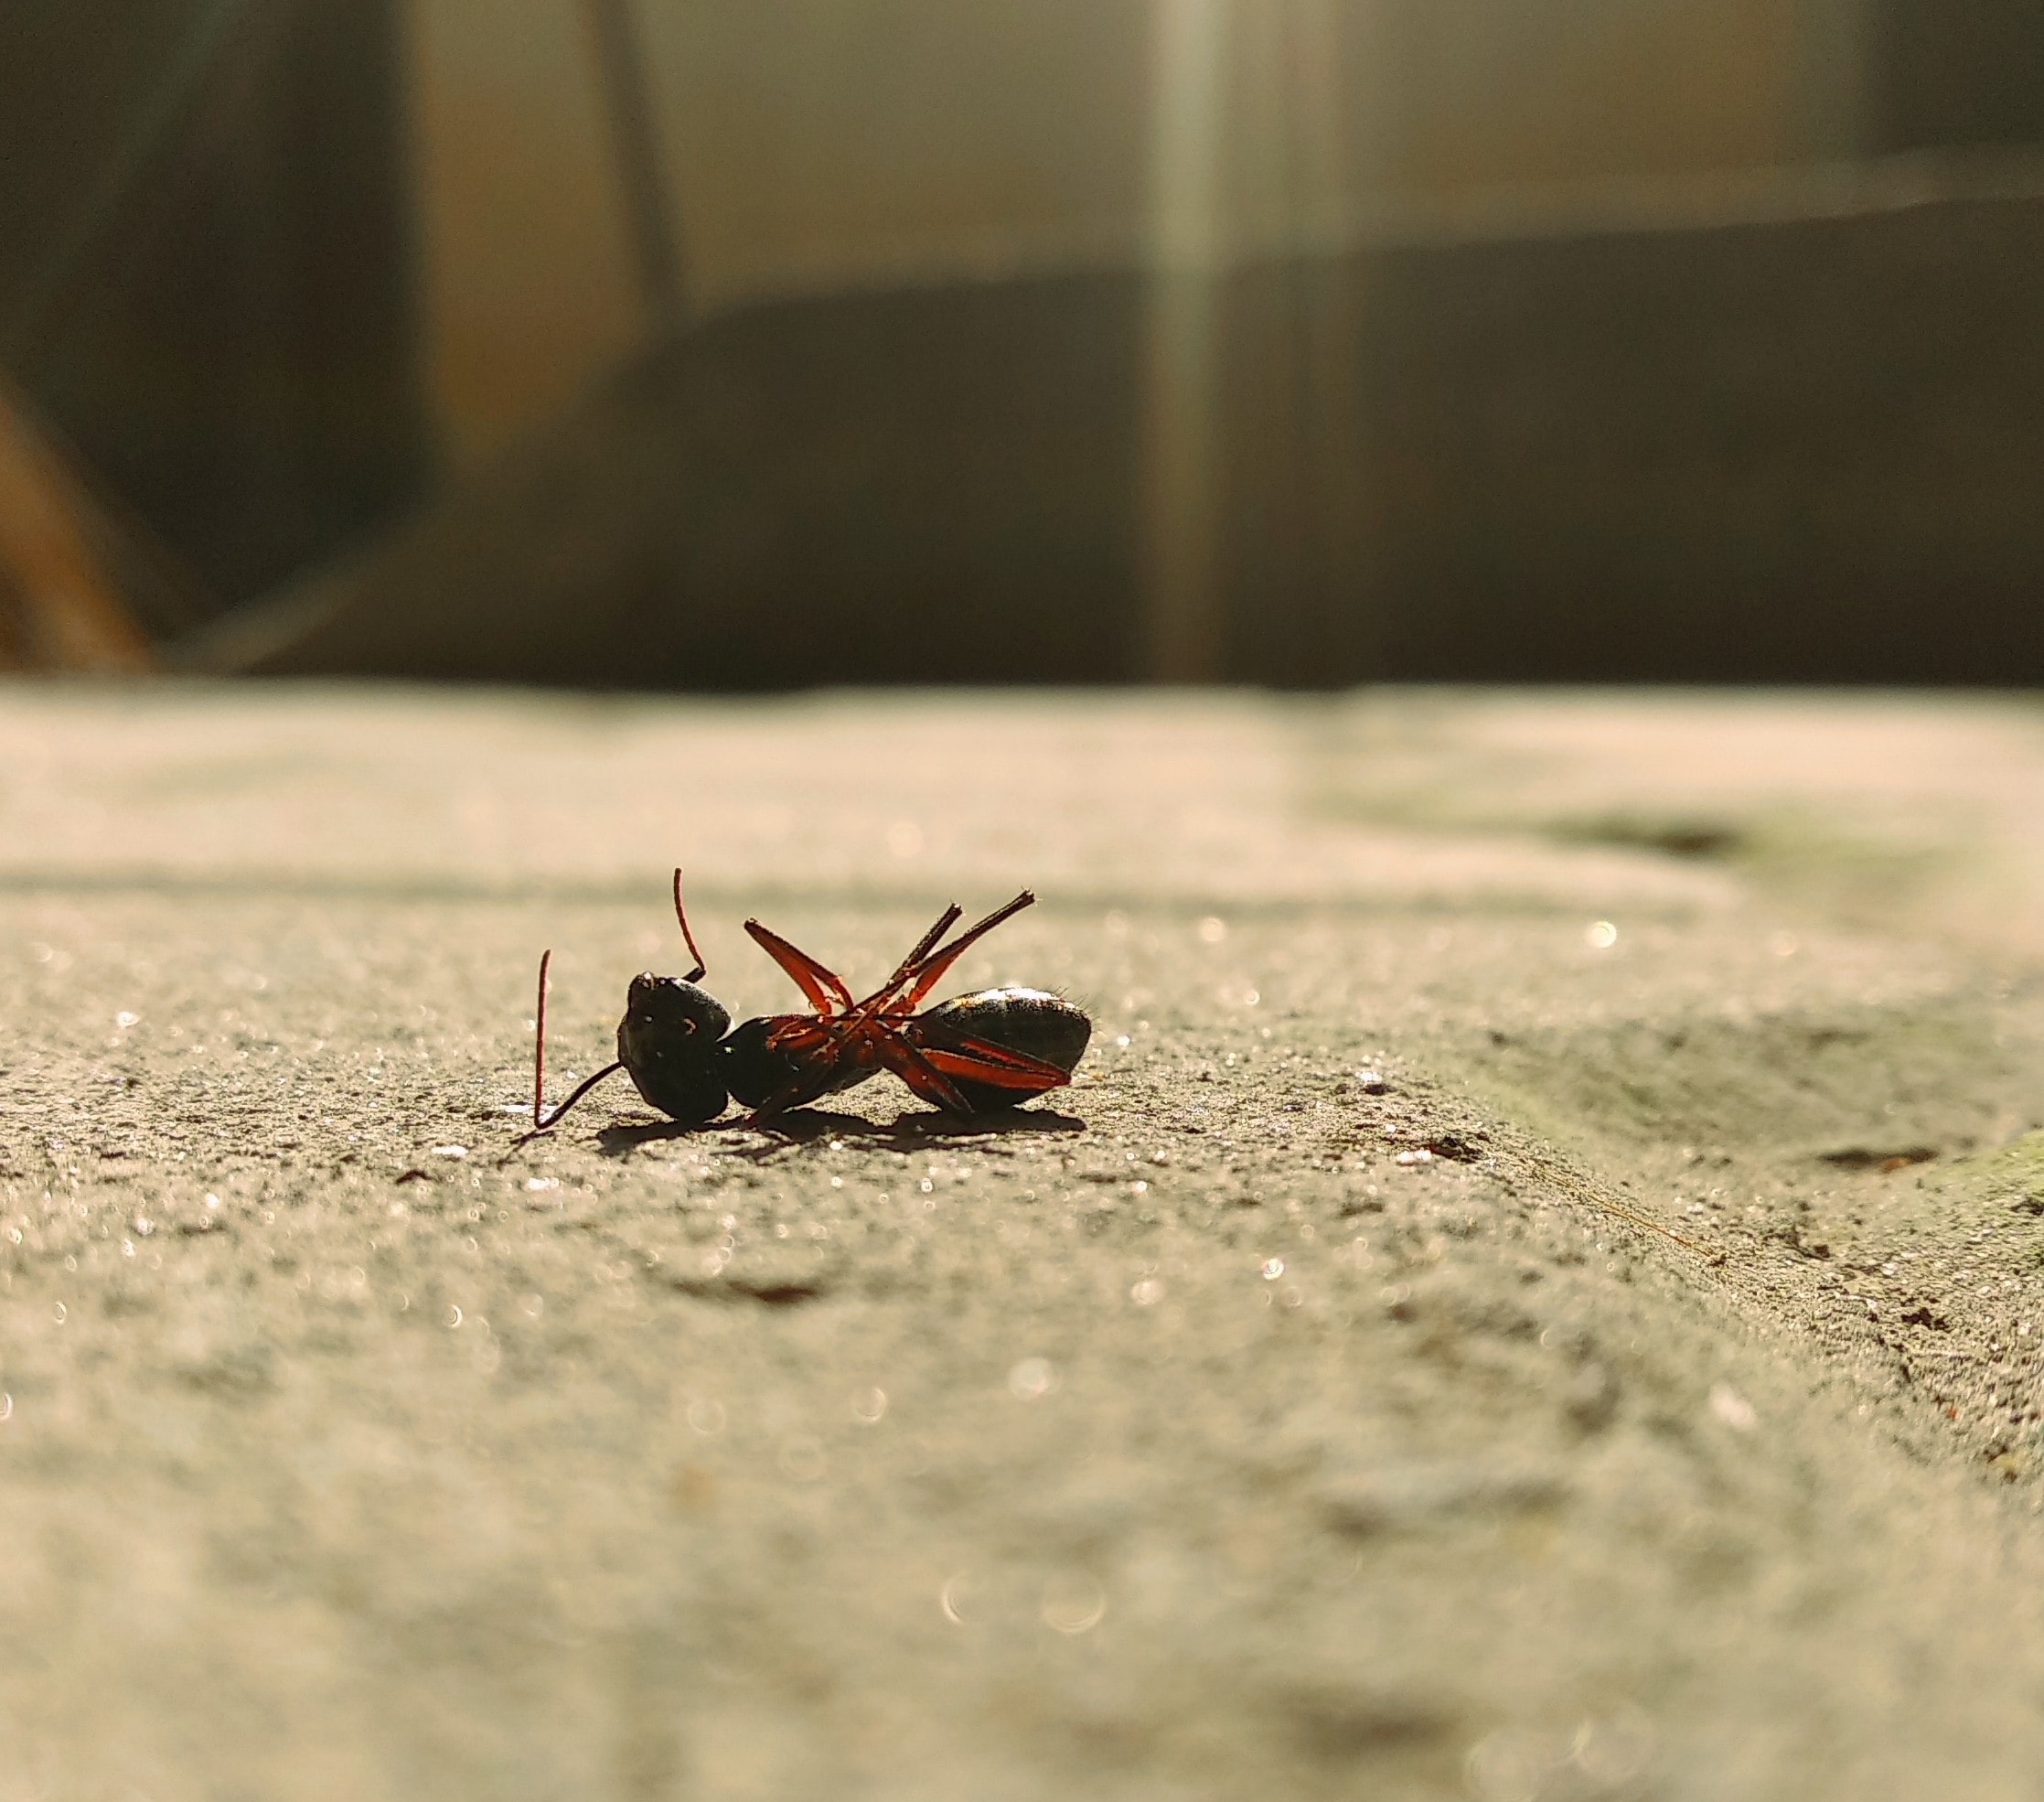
[894,892,1036,1011]
[873,1031,974,1116]
[744,918,855,1013]
[671,868,707,983]
[911,1028,1072,1090]
[866,903,963,1003]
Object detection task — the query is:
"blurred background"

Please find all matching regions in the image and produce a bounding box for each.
[3,0,2041,689]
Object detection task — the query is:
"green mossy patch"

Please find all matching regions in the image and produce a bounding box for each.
[1453,998,2022,1167]
[1935,1129,2044,1217]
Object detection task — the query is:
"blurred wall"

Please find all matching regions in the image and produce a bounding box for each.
[9,0,2044,678]
[238,175,2044,691]
[1869,0,2044,153]
[0,0,428,617]
[407,0,1875,468]
[404,0,642,466]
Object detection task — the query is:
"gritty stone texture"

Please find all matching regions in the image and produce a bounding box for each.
[8,683,2044,1799]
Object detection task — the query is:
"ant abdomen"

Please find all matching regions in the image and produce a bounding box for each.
[916,987,1091,1113]
[617,972,732,1124]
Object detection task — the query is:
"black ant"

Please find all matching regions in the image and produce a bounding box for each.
[522,874,1090,1136]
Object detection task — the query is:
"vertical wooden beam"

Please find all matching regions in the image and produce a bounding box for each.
[1792,0,1871,160]
[0,381,155,672]
[581,0,689,338]
[1141,0,1229,683]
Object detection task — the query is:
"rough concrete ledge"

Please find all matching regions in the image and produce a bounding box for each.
[6,681,2044,1799]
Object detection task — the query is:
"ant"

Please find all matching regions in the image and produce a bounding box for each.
[522,873,1090,1135]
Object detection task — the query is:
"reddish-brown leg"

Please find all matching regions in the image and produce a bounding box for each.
[744,918,855,1014]
[872,1028,974,1115]
[907,1027,1072,1095]
[864,903,964,1004]
[894,892,1036,1010]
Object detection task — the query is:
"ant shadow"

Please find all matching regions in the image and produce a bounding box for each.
[594,1120,718,1156]
[596,1105,1086,1162]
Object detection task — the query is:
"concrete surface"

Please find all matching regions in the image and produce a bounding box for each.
[8,682,2044,1799]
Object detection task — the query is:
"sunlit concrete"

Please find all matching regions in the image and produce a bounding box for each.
[7,682,2044,1797]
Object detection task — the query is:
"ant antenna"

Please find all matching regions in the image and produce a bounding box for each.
[533,948,551,1127]
[520,947,623,1139]
[672,867,707,982]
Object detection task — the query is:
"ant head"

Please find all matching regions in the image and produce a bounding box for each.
[624,971,729,1029]
[523,872,728,1137]
[617,973,732,1124]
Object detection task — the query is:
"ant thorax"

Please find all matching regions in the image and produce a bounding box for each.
[720,1014,872,1110]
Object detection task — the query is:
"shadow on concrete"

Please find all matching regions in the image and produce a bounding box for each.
[599,1103,1086,1161]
